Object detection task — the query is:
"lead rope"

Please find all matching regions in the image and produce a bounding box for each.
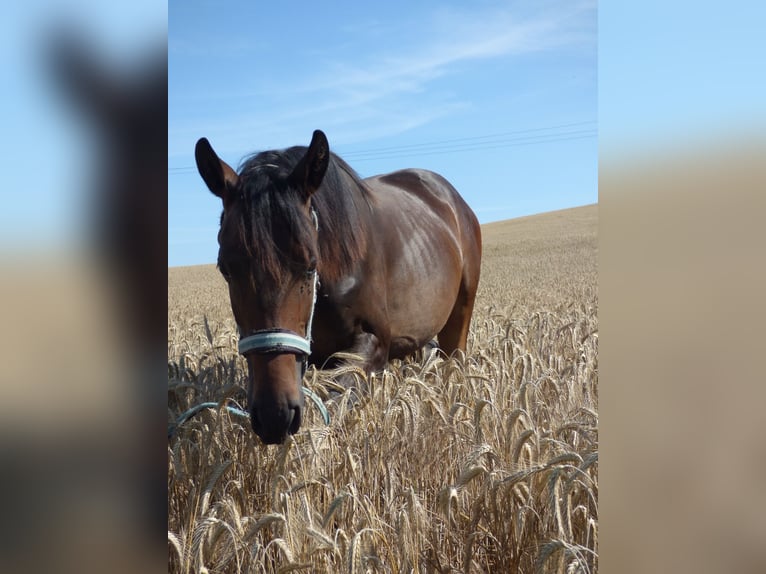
[168,390,329,439]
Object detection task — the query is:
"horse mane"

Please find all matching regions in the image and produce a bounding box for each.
[234,146,370,284]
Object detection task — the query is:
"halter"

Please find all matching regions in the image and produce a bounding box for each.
[237,208,320,378]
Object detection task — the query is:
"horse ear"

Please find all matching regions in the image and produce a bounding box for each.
[195,138,239,203]
[50,31,121,127]
[290,130,329,197]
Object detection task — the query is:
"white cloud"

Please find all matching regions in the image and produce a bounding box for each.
[169,0,596,157]
[303,0,594,98]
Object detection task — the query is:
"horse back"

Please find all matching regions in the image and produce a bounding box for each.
[365,168,480,261]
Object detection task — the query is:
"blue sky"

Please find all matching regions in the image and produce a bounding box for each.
[599,2,765,159]
[169,0,598,267]
[0,1,165,252]
[2,2,761,267]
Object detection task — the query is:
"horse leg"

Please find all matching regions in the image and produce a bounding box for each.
[438,272,479,356]
[334,325,390,392]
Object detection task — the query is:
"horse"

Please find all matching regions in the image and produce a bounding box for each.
[195,130,482,444]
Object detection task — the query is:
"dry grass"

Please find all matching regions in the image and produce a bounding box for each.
[168,203,598,573]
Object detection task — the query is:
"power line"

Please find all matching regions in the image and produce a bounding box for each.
[337,120,596,157]
[169,120,597,174]
[341,129,596,162]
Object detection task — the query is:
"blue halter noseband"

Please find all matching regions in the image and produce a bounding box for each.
[238,329,311,356]
[236,209,319,376]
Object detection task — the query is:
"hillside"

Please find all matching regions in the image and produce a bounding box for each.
[168,203,598,327]
[479,203,597,311]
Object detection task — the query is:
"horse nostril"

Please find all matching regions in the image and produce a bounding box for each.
[288,404,302,435]
[250,410,261,435]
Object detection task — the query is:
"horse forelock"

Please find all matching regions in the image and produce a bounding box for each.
[225,147,370,286]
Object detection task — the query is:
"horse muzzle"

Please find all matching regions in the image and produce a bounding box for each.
[250,391,303,444]
[239,329,310,444]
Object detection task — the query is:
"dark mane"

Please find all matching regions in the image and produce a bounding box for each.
[233,146,370,283]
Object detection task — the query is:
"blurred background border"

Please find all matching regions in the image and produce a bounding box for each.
[0,1,763,573]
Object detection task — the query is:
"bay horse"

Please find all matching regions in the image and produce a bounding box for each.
[195,130,482,444]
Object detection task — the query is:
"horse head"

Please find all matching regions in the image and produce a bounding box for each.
[195,131,329,444]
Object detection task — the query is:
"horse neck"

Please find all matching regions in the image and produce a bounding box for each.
[313,164,371,283]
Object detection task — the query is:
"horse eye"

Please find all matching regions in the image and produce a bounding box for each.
[306,258,317,276]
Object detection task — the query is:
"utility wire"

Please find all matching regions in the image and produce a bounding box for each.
[169,120,596,174]
[341,129,596,162]
[338,120,596,156]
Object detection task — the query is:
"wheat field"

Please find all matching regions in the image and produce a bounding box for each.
[168,203,598,573]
